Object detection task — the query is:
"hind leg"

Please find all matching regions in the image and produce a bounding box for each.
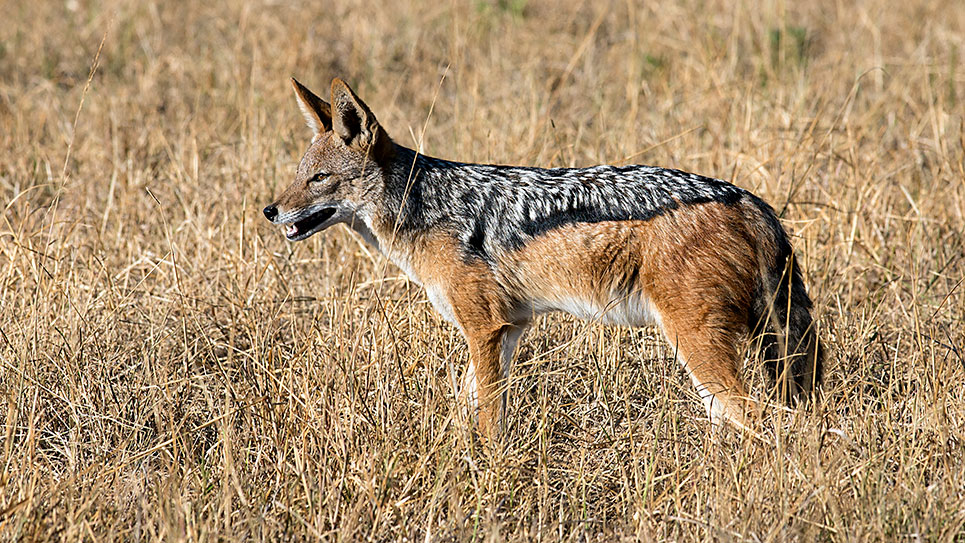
[657,308,758,431]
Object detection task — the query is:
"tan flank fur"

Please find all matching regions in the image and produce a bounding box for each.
[264,77,824,438]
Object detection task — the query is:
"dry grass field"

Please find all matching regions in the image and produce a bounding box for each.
[2,0,964,540]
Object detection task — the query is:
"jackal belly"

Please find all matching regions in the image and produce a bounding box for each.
[530,291,658,326]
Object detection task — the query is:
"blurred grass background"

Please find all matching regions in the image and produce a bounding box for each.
[1,0,963,540]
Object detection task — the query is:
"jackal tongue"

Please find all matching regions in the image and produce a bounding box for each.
[287,224,298,237]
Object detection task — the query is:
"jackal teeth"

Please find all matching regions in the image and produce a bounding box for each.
[285,207,337,240]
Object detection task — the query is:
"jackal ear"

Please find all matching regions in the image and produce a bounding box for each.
[330,78,384,151]
[291,77,332,136]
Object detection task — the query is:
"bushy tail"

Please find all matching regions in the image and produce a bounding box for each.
[749,229,824,403]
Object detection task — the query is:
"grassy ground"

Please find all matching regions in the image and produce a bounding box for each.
[1,0,964,540]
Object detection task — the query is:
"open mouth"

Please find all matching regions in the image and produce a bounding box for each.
[285,207,336,240]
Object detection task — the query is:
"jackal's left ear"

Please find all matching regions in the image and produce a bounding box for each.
[291,77,332,136]
[330,78,385,151]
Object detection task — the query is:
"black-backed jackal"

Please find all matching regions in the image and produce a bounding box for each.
[264,78,824,437]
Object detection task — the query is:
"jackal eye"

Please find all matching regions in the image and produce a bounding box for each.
[308,173,329,184]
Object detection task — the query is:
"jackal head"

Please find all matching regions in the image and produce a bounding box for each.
[263,78,393,241]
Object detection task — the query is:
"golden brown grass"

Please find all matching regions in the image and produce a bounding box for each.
[1,0,964,540]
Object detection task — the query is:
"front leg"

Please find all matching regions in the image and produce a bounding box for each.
[410,235,523,438]
[459,321,528,437]
[461,325,509,437]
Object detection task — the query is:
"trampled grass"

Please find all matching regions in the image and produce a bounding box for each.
[1,0,963,540]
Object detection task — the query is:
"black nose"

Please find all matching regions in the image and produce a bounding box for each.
[263,204,278,221]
